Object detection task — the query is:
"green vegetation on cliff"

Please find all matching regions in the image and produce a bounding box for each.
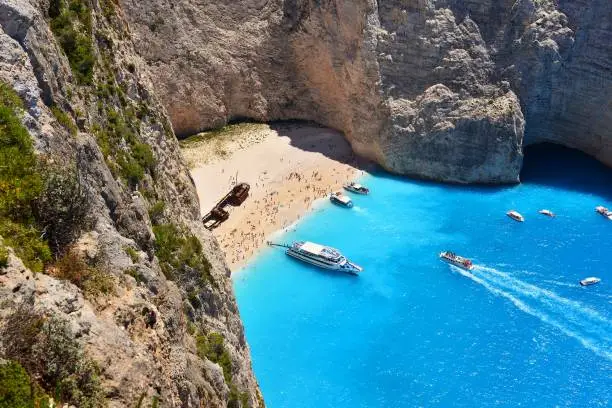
[50,105,78,136]
[0,243,8,268]
[0,82,51,272]
[1,307,105,407]
[196,332,250,408]
[49,0,95,85]
[0,360,50,408]
[152,223,213,285]
[52,250,115,299]
[93,93,156,188]
[0,82,91,271]
[196,333,233,383]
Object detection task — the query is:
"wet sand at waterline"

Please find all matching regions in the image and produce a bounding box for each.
[181,123,370,270]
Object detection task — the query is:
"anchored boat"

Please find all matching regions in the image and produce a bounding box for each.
[595,206,612,220]
[330,191,353,208]
[269,241,362,275]
[539,209,555,217]
[580,277,601,286]
[507,210,525,222]
[439,251,474,270]
[343,182,369,195]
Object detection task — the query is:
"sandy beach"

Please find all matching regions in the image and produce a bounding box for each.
[181,122,370,271]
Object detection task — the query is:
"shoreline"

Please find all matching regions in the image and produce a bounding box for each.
[181,122,372,271]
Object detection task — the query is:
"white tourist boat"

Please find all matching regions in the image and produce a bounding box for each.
[343,182,370,195]
[507,210,525,222]
[330,191,353,208]
[595,206,612,220]
[580,277,601,287]
[439,251,474,270]
[284,241,362,275]
[539,209,555,217]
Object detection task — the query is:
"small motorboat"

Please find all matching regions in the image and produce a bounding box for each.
[595,206,612,220]
[439,251,474,270]
[538,209,555,217]
[343,182,369,195]
[507,210,525,222]
[580,277,601,287]
[330,192,353,208]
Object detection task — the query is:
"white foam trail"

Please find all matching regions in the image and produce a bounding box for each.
[541,279,579,289]
[451,265,612,361]
[352,206,367,215]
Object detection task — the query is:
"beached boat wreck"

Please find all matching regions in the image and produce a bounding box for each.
[202,182,250,230]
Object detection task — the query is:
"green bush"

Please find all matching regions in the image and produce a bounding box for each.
[187,289,201,309]
[0,82,53,271]
[0,361,50,408]
[0,361,33,408]
[50,106,77,136]
[153,224,213,285]
[196,333,233,383]
[0,221,51,273]
[33,163,90,254]
[0,243,8,268]
[124,246,140,263]
[148,201,165,225]
[94,105,156,188]
[228,383,250,408]
[1,308,105,407]
[124,267,145,284]
[50,0,95,85]
[0,83,43,220]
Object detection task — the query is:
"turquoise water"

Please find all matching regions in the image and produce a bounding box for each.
[234,145,612,407]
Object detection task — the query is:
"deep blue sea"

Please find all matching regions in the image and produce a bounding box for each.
[234,145,612,407]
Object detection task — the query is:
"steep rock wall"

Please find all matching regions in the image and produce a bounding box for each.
[122,0,611,183]
[0,0,262,406]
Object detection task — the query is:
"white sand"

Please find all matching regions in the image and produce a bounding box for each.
[181,123,369,270]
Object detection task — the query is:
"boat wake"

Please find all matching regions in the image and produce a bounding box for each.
[451,265,612,361]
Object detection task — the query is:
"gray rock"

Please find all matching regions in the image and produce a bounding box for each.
[121,0,611,182]
[0,1,262,406]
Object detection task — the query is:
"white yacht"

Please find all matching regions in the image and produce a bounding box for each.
[439,251,474,270]
[595,206,612,220]
[343,182,370,195]
[286,241,362,275]
[539,209,555,217]
[330,192,353,208]
[507,210,525,222]
[580,277,601,287]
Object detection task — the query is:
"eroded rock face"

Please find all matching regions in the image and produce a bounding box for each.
[381,85,524,183]
[121,0,611,183]
[0,1,261,406]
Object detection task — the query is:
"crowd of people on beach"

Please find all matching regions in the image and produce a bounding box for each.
[216,167,357,267]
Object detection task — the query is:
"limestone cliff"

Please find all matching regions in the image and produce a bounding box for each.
[121,0,611,183]
[0,0,262,407]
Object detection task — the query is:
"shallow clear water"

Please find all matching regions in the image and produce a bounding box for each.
[234,145,612,407]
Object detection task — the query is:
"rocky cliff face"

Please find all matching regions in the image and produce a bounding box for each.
[121,0,611,183]
[0,0,261,406]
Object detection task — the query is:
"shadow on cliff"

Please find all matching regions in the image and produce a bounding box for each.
[521,143,612,201]
[269,120,373,172]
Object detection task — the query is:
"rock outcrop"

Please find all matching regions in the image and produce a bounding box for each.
[0,0,261,406]
[121,0,611,183]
